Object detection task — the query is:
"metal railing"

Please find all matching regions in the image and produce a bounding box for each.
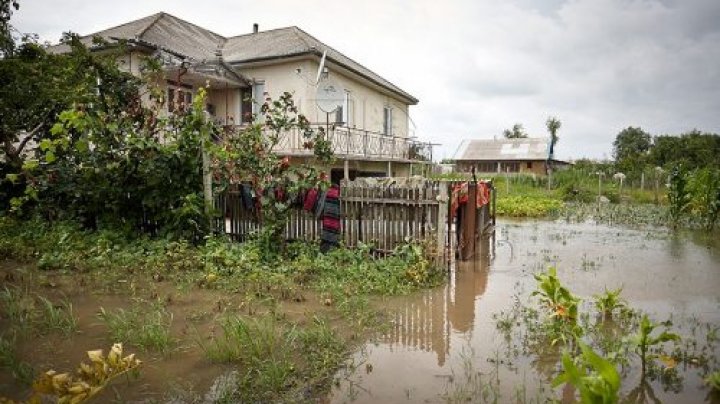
[272,125,433,162]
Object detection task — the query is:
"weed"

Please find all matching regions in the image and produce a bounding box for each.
[593,287,627,319]
[200,315,346,402]
[0,334,35,386]
[553,342,620,404]
[0,285,35,331]
[98,305,175,354]
[631,314,681,376]
[36,296,78,336]
[706,371,720,391]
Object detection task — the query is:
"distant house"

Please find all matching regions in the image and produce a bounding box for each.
[453,137,570,175]
[49,12,432,180]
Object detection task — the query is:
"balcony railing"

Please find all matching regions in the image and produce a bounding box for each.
[272,125,434,162]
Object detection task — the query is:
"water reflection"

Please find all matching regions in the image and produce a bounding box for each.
[382,237,491,366]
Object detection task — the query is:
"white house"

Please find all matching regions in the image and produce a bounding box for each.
[50,12,433,180]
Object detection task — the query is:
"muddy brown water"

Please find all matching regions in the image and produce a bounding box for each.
[329,219,720,403]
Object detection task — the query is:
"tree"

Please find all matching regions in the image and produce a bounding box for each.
[0,0,20,57]
[649,130,720,171]
[503,123,528,139]
[612,127,651,175]
[546,116,561,158]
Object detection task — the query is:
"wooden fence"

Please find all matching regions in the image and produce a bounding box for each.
[215,179,494,262]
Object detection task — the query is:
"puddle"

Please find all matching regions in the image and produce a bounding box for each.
[330,219,720,403]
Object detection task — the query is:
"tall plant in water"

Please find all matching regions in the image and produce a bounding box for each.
[552,342,620,404]
[667,165,690,228]
[211,92,333,259]
[631,314,680,377]
[689,168,720,231]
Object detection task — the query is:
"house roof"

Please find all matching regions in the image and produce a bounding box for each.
[48,12,417,104]
[455,137,556,161]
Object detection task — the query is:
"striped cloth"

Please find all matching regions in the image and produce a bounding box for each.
[320,184,341,252]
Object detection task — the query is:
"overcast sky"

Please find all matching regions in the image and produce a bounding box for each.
[13,0,720,161]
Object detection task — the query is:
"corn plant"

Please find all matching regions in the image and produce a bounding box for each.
[532,267,579,324]
[593,287,627,319]
[667,165,691,228]
[552,342,620,404]
[631,315,680,376]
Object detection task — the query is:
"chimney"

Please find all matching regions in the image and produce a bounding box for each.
[253,23,259,34]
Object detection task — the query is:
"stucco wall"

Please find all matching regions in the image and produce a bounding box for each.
[237,58,411,139]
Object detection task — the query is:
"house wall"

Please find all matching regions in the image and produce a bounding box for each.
[236,58,411,139]
[456,160,549,175]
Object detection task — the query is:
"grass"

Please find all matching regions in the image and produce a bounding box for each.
[0,286,34,332]
[0,334,35,386]
[199,315,346,402]
[0,286,77,336]
[97,305,175,354]
[36,296,78,336]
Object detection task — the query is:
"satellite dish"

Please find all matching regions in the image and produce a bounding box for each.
[316,80,343,113]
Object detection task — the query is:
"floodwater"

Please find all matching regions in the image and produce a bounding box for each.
[329,219,720,403]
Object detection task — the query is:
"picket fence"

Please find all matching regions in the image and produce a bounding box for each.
[215,179,494,262]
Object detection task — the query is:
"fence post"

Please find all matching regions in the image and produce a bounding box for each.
[437,182,448,264]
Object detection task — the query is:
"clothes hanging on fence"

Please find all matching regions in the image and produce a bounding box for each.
[450,181,490,218]
[320,184,341,253]
[303,188,319,212]
[314,190,328,219]
[240,184,255,211]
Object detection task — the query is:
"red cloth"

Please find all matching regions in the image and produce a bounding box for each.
[303,188,319,212]
[451,181,490,217]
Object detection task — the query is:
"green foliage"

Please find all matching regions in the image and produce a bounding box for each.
[667,165,691,228]
[97,305,175,354]
[36,296,78,336]
[200,315,346,402]
[593,288,627,318]
[503,123,528,139]
[552,342,620,404]
[0,333,35,386]
[706,370,720,391]
[210,92,333,258]
[649,130,720,171]
[613,127,652,177]
[532,267,579,325]
[688,167,720,230]
[496,195,563,217]
[631,314,681,375]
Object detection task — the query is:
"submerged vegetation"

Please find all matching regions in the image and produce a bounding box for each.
[487,266,720,403]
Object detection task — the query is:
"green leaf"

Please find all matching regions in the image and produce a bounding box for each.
[5,173,19,184]
[22,160,39,171]
[45,151,56,163]
[39,138,53,151]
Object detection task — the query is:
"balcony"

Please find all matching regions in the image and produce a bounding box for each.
[272,125,434,163]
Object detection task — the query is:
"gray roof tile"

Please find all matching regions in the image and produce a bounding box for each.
[47,12,416,104]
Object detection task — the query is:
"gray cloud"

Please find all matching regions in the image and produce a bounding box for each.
[12,0,720,161]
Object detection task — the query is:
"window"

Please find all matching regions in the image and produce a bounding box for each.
[167,86,193,113]
[383,106,392,136]
[527,162,532,169]
[252,81,265,121]
[335,91,351,126]
[240,88,253,124]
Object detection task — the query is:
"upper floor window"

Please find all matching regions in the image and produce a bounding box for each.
[335,91,351,126]
[383,106,393,136]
